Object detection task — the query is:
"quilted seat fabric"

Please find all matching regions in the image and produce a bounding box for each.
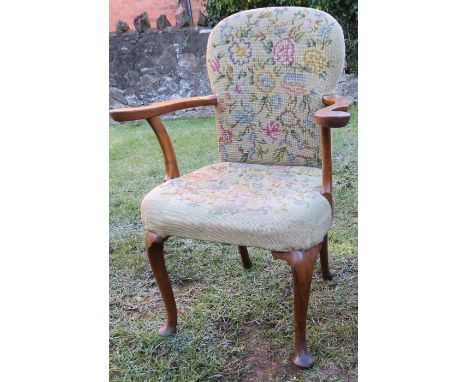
[141,162,331,251]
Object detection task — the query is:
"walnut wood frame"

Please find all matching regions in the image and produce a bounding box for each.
[110,94,352,368]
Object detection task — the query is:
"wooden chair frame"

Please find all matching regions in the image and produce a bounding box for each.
[110,93,353,368]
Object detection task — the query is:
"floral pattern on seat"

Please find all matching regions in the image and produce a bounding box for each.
[207,7,345,167]
[141,162,331,251]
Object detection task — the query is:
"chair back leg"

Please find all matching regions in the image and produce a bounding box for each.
[145,232,177,336]
[319,234,333,280]
[238,246,252,269]
[272,243,322,368]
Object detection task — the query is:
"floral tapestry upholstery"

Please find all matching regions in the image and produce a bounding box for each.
[141,162,331,251]
[207,7,345,166]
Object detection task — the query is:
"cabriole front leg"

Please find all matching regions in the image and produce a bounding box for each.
[272,243,322,368]
[145,232,177,336]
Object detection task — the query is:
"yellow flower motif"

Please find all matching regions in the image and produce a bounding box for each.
[303,48,327,75]
[228,39,252,66]
[235,46,247,58]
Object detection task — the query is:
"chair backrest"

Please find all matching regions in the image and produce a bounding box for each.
[206,7,345,167]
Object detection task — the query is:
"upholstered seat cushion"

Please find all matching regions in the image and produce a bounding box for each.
[141,162,331,251]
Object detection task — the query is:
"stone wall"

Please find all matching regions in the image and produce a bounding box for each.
[109,27,358,121]
[110,27,214,120]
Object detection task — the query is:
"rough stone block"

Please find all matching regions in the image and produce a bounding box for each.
[156,15,172,31]
[156,48,177,69]
[124,70,140,87]
[197,10,208,27]
[177,53,198,70]
[175,6,191,28]
[109,87,127,105]
[116,20,130,34]
[335,74,358,102]
[134,12,151,33]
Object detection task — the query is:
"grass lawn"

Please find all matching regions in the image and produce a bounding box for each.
[109,107,358,381]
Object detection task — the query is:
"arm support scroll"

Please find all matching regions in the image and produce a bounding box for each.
[315,95,354,206]
[315,95,353,128]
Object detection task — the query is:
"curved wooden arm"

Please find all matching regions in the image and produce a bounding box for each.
[316,95,354,207]
[110,95,218,122]
[147,117,180,181]
[315,95,353,128]
[110,95,217,181]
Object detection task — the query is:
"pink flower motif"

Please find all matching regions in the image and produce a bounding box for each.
[231,189,252,200]
[190,172,212,181]
[273,38,296,66]
[210,57,220,72]
[265,121,280,140]
[235,83,242,93]
[220,129,233,144]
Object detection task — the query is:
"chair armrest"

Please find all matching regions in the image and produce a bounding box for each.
[315,95,353,208]
[315,95,353,128]
[110,95,218,122]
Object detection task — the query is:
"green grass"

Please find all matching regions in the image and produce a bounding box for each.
[110,108,358,381]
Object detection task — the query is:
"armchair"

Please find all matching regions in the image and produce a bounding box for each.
[110,6,353,368]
